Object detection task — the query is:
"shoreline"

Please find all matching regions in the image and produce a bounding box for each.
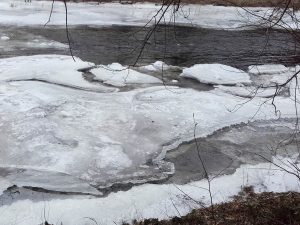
[56,0,300,9]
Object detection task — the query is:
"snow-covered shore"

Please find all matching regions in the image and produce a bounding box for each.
[0,155,299,225]
[0,0,298,29]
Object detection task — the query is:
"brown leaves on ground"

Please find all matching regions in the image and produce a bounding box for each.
[126,190,300,225]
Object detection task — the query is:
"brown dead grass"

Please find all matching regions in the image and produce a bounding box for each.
[125,190,300,225]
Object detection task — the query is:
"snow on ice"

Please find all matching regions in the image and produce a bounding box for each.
[0,53,298,224]
[0,55,298,192]
[0,0,298,224]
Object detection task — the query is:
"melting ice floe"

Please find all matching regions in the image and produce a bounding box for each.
[0,55,116,92]
[180,64,251,85]
[91,63,162,87]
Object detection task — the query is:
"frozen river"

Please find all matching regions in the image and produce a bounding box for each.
[0,1,300,224]
[0,23,299,195]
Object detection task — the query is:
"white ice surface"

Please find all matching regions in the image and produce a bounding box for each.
[180,64,251,85]
[0,55,116,92]
[0,155,299,225]
[0,55,299,199]
[91,63,162,87]
[0,1,299,29]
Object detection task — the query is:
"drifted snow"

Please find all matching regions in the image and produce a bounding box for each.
[91,63,162,87]
[0,156,299,225]
[180,64,251,85]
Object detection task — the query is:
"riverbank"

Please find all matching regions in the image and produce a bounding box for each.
[62,0,300,9]
[2,1,300,29]
[126,191,300,225]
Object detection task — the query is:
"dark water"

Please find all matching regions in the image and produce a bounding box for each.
[166,119,299,184]
[19,25,300,69]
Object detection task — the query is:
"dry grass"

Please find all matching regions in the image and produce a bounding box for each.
[124,189,300,225]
